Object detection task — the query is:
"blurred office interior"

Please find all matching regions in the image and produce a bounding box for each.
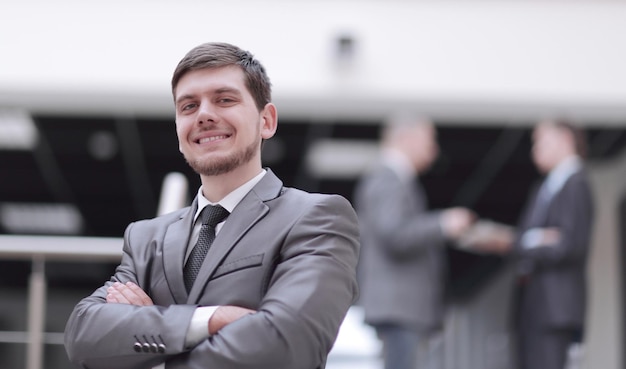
[1,1,626,369]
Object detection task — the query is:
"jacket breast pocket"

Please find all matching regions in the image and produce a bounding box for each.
[212,253,264,279]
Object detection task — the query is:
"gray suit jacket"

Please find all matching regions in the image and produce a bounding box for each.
[64,169,360,369]
[354,164,447,331]
[513,169,594,329]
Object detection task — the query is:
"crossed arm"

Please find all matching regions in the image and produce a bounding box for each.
[106,282,254,334]
[65,195,360,369]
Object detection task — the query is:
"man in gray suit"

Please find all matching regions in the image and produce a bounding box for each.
[64,42,360,369]
[354,115,475,369]
[509,119,594,369]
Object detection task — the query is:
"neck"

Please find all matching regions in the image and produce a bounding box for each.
[200,161,263,203]
[550,153,578,172]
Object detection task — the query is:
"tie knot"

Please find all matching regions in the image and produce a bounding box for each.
[200,205,230,227]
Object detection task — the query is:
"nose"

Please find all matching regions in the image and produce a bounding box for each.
[196,101,217,125]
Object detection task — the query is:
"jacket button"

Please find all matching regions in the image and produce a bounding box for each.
[133,342,142,352]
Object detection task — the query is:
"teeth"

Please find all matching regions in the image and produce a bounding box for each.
[198,135,228,144]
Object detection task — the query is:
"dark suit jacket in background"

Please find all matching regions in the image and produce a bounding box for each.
[354,164,447,332]
[513,168,594,330]
[64,169,360,369]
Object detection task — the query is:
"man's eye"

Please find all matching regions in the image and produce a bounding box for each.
[181,103,197,111]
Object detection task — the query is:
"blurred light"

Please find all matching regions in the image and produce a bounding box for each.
[0,108,38,150]
[157,172,188,216]
[88,130,118,161]
[0,203,84,235]
[327,306,382,368]
[306,139,378,179]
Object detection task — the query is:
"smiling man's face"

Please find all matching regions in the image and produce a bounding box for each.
[174,66,276,177]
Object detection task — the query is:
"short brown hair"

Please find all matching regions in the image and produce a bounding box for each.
[552,119,588,158]
[171,42,272,111]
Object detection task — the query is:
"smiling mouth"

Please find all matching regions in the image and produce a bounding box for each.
[196,135,229,144]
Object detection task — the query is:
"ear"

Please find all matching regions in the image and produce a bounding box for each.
[259,103,278,139]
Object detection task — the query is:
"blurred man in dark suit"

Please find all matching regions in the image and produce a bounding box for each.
[509,119,594,369]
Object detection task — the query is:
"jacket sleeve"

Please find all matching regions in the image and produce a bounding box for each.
[64,221,199,369]
[355,170,444,259]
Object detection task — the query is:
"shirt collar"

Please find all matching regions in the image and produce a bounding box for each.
[194,169,267,222]
[381,148,416,182]
[544,155,582,196]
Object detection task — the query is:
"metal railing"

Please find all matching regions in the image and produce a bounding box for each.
[0,235,123,369]
[0,172,189,369]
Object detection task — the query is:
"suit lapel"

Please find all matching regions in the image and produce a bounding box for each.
[163,200,197,304]
[187,169,283,303]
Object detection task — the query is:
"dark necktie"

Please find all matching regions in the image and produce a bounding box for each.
[184,205,230,292]
[528,180,552,226]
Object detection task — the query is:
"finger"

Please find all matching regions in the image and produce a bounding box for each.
[125,282,153,306]
[106,293,117,303]
[107,285,130,304]
[115,282,153,306]
[114,283,146,306]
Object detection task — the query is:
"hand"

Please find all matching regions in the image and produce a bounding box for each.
[106,281,154,306]
[474,226,515,254]
[540,227,561,246]
[441,207,476,240]
[208,305,256,334]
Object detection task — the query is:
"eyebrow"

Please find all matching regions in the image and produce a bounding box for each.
[215,87,242,95]
[175,87,243,106]
[175,94,194,106]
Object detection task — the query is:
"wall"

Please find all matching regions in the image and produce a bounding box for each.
[1,0,626,122]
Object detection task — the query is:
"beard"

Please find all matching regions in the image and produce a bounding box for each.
[184,138,259,176]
